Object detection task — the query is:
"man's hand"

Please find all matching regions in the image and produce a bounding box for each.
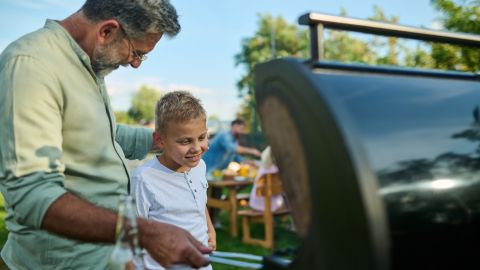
[249,148,262,158]
[138,219,212,268]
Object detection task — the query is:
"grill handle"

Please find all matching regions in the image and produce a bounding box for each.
[299,12,480,61]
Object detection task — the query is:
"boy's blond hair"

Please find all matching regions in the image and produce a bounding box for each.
[155,91,206,134]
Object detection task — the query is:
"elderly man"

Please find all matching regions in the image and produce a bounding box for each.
[0,0,210,269]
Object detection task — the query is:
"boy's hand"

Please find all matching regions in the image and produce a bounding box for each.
[208,228,217,251]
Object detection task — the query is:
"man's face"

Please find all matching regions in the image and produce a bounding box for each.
[92,31,163,77]
[231,123,245,139]
[155,117,209,172]
[91,39,126,77]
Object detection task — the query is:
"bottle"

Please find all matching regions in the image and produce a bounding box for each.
[108,195,145,270]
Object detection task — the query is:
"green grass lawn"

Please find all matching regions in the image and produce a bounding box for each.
[0,195,7,247]
[207,187,299,269]
[0,194,7,269]
[212,211,299,269]
[0,195,299,269]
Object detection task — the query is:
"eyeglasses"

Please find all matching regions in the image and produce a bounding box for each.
[118,24,148,62]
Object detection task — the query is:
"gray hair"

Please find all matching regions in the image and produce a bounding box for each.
[81,0,180,38]
[155,91,206,134]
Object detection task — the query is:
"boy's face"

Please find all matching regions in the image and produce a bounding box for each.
[154,117,209,172]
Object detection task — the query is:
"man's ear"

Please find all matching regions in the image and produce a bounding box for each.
[96,19,122,45]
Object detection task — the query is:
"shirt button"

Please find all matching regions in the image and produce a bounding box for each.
[194,189,197,192]
[190,180,192,183]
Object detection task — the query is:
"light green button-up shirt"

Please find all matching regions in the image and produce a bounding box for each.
[0,20,152,269]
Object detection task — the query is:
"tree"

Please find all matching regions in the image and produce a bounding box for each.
[127,85,162,125]
[430,0,480,71]
[114,111,135,125]
[324,30,377,64]
[403,45,435,69]
[368,5,400,66]
[234,15,310,96]
[235,14,309,140]
[234,13,379,137]
[235,3,480,140]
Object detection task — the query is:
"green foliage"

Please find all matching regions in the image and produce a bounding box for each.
[431,0,480,71]
[114,111,135,125]
[0,195,7,248]
[208,115,220,122]
[431,43,462,70]
[235,3,480,135]
[324,30,377,64]
[234,14,309,135]
[234,11,386,135]
[403,45,435,68]
[367,5,400,65]
[432,0,480,34]
[127,85,162,125]
[212,211,299,270]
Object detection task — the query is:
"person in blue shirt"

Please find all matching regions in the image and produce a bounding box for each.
[203,119,262,175]
[203,119,262,227]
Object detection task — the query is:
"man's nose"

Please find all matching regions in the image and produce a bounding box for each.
[130,58,142,68]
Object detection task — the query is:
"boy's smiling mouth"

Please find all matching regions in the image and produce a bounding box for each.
[186,153,202,161]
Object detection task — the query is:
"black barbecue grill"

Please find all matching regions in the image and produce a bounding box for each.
[252,12,480,270]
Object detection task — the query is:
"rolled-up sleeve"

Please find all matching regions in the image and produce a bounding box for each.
[132,170,151,219]
[219,132,243,162]
[115,124,153,160]
[0,55,67,229]
[219,132,238,153]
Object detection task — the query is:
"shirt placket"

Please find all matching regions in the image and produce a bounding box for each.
[184,172,203,212]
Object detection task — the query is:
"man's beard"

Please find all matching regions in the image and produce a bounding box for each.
[91,42,126,78]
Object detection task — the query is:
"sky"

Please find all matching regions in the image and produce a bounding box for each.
[0,0,442,121]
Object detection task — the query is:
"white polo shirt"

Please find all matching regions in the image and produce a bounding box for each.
[132,156,211,270]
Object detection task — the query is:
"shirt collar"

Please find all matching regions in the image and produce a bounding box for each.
[44,19,96,76]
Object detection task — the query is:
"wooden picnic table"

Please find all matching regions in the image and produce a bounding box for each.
[207,178,254,237]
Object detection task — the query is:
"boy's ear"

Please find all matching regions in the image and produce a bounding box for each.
[153,131,165,149]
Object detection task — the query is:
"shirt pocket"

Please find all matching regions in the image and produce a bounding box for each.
[201,180,209,190]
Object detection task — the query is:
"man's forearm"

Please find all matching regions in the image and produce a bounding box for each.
[236,145,250,155]
[116,124,154,160]
[41,192,117,243]
[43,193,211,268]
[236,145,261,157]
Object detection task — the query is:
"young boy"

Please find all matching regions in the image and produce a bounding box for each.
[132,91,215,270]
